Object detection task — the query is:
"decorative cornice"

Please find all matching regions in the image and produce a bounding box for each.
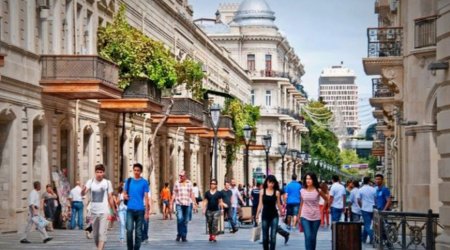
[404,124,436,135]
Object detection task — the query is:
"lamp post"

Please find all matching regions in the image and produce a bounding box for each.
[278,142,287,186]
[262,134,272,176]
[210,103,221,179]
[290,149,299,176]
[299,151,309,177]
[243,125,252,206]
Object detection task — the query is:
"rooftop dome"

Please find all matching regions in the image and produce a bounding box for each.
[233,0,276,27]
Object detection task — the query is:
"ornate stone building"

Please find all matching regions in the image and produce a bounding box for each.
[0,0,251,232]
[196,0,307,183]
[362,0,450,247]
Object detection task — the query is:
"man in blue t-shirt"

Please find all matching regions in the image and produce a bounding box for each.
[284,174,301,229]
[374,174,391,211]
[124,163,150,250]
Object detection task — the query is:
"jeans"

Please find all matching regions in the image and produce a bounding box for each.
[361,211,374,243]
[262,216,279,250]
[176,205,190,239]
[232,207,238,226]
[141,218,149,241]
[224,207,237,230]
[126,209,145,250]
[70,201,84,229]
[330,207,343,222]
[301,218,321,250]
[118,209,127,241]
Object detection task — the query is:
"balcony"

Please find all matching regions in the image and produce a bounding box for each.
[363,27,403,75]
[40,55,122,99]
[152,97,205,127]
[375,0,389,14]
[415,15,437,49]
[198,115,235,141]
[278,108,304,124]
[100,79,162,113]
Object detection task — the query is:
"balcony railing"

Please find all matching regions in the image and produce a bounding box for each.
[373,78,394,98]
[258,70,291,79]
[122,78,161,103]
[367,27,403,57]
[373,209,443,250]
[162,97,205,121]
[415,16,437,49]
[278,108,304,122]
[41,55,119,87]
[205,115,234,130]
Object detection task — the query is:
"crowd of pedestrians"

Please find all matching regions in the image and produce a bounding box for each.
[19,161,391,250]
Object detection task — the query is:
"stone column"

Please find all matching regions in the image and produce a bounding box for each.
[436,1,450,248]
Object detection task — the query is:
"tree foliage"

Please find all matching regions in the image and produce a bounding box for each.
[340,149,360,165]
[302,100,342,167]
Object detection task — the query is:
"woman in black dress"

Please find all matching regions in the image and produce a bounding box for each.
[256,175,283,250]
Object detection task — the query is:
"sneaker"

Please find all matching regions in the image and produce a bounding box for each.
[284,234,290,244]
[20,239,31,244]
[143,239,149,244]
[211,235,216,242]
[43,237,53,243]
[181,237,188,242]
[230,228,239,233]
[176,235,181,242]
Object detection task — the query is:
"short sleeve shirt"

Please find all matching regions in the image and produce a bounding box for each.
[349,188,361,214]
[86,178,113,214]
[285,181,302,205]
[231,187,241,208]
[330,183,346,209]
[300,189,321,221]
[29,190,40,208]
[359,185,376,212]
[173,181,193,206]
[221,189,232,207]
[205,190,223,211]
[376,186,391,210]
[124,178,149,211]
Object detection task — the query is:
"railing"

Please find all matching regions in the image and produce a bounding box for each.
[258,70,291,78]
[278,108,304,123]
[373,78,394,98]
[415,16,437,49]
[373,209,443,250]
[40,55,119,87]
[122,78,161,103]
[161,97,205,121]
[367,27,403,57]
[205,115,234,130]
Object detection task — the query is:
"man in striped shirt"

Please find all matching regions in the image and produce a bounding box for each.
[171,170,197,242]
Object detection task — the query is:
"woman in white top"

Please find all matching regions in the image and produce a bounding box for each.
[116,185,127,244]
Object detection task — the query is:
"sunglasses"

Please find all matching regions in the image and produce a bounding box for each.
[210,182,217,185]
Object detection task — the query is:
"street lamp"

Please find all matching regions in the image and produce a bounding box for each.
[262,134,272,176]
[278,142,288,186]
[290,149,299,176]
[210,103,221,179]
[243,125,252,206]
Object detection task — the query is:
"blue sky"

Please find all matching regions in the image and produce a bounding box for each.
[190,0,378,127]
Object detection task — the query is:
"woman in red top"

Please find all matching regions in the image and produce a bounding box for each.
[298,173,328,250]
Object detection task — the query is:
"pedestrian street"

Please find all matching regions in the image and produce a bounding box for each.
[0,212,376,250]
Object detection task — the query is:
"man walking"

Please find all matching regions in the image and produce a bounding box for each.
[20,181,53,244]
[359,176,376,244]
[171,170,197,242]
[82,164,115,250]
[329,175,346,222]
[123,163,150,250]
[375,174,391,211]
[222,180,238,233]
[69,181,84,230]
[349,180,361,222]
[284,174,301,229]
[230,179,245,229]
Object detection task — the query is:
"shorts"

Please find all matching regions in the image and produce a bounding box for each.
[162,199,169,206]
[91,213,108,243]
[286,204,300,216]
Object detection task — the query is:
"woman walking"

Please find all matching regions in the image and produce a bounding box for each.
[319,182,330,228]
[117,185,127,244]
[160,183,172,220]
[42,184,58,231]
[256,175,283,250]
[202,179,224,242]
[298,173,329,250]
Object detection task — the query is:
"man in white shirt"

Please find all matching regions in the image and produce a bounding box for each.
[69,181,84,230]
[82,164,115,250]
[230,179,244,231]
[358,176,377,244]
[329,175,346,222]
[349,180,361,222]
[20,181,53,244]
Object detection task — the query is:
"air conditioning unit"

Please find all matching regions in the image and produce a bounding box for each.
[37,0,50,9]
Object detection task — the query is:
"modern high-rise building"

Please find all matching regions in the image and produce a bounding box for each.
[318,64,360,139]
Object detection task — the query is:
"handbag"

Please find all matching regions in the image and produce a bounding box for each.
[251,224,262,242]
[32,215,50,229]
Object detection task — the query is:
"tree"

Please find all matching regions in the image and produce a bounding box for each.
[340,149,360,165]
[97,5,204,180]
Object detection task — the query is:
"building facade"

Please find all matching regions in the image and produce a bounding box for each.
[319,64,360,146]
[196,0,308,183]
[0,0,252,233]
[362,0,450,247]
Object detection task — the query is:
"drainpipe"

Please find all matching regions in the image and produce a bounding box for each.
[119,113,126,181]
[143,113,149,171]
[390,121,399,210]
[73,0,77,54]
[74,99,80,181]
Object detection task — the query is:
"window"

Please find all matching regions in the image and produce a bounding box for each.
[265,54,272,76]
[265,90,272,107]
[247,54,255,71]
[251,90,255,105]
